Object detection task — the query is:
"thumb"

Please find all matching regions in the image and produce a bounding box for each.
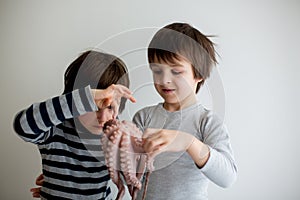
[96,98,112,109]
[143,128,158,138]
[112,103,119,119]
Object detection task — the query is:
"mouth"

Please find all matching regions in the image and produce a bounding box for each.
[94,124,103,129]
[162,88,175,94]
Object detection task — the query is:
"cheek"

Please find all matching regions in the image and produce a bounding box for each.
[176,77,197,91]
[154,83,162,93]
[103,112,113,120]
[175,76,189,86]
[78,113,97,125]
[152,74,160,84]
[98,110,114,121]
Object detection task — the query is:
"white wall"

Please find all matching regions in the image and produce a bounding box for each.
[1,0,300,199]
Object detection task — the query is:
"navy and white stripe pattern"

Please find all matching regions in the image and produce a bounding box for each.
[13,86,113,200]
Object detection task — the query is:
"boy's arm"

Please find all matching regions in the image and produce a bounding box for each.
[13,86,98,144]
[196,112,238,188]
[140,111,237,188]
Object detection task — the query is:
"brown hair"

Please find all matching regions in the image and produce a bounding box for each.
[63,50,129,112]
[148,22,218,93]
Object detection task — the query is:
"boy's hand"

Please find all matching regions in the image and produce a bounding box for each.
[92,84,136,118]
[142,128,195,157]
[30,173,44,198]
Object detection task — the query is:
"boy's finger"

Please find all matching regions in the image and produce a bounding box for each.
[32,192,41,198]
[30,187,41,198]
[143,128,160,138]
[35,174,44,186]
[143,136,164,153]
[117,85,136,103]
[128,95,136,103]
[120,92,136,103]
[30,188,38,192]
[36,179,44,186]
[112,103,119,119]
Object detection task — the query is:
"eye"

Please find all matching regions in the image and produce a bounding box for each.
[151,68,162,75]
[153,70,162,75]
[107,105,113,110]
[172,70,182,75]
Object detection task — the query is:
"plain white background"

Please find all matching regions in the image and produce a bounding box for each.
[1,0,300,199]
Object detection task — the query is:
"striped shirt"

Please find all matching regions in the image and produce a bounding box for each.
[13,86,113,200]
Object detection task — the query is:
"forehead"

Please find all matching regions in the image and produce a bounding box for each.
[151,55,192,68]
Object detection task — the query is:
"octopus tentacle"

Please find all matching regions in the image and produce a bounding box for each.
[101,119,154,200]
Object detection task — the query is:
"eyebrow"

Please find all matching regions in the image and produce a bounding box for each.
[150,63,184,68]
[169,63,184,67]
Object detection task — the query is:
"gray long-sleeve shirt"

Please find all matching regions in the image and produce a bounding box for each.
[133,103,237,200]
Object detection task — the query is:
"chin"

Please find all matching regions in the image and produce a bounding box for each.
[90,130,102,135]
[87,126,103,135]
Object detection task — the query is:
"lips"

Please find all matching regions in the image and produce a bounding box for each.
[95,122,104,129]
[94,125,103,129]
[162,88,175,94]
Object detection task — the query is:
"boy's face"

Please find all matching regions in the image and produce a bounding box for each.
[150,56,202,108]
[77,106,114,134]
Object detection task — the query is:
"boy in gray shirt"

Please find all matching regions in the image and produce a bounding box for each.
[133,22,237,199]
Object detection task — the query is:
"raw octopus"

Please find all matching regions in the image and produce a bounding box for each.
[101,119,154,200]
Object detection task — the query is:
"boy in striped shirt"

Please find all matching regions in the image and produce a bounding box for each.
[13,50,136,199]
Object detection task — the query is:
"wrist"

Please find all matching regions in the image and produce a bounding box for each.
[186,138,210,168]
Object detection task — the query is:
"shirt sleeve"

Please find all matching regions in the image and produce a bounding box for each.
[13,85,98,144]
[198,111,238,188]
[132,110,145,132]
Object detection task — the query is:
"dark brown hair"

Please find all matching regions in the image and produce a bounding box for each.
[148,22,218,93]
[63,50,129,112]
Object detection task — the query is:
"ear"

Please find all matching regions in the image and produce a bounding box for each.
[195,78,203,83]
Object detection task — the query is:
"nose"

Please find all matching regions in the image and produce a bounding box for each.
[96,109,112,126]
[155,72,171,85]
